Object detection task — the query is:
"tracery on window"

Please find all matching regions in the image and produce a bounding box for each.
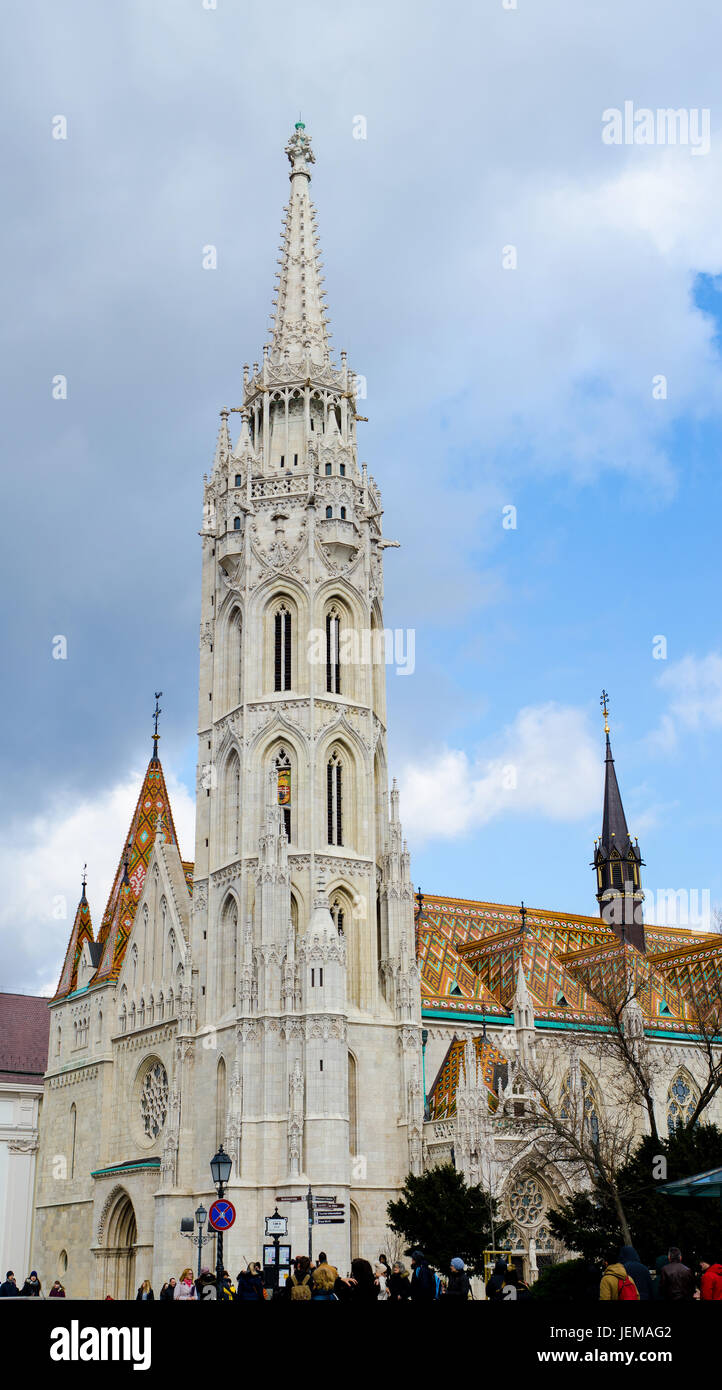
[140,1061,169,1140]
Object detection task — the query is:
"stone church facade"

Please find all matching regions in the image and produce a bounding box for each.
[32,126,722,1296]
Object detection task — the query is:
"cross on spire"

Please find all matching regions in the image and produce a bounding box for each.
[81,863,87,900]
[600,689,610,735]
[152,691,162,760]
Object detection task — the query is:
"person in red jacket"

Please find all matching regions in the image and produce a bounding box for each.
[699,1254,722,1300]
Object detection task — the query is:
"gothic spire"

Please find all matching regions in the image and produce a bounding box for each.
[269,122,331,367]
[593,691,645,951]
[53,873,94,1000]
[599,690,632,857]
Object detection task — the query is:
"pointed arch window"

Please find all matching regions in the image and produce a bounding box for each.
[275,748,292,842]
[233,516,241,530]
[224,750,241,857]
[218,897,238,1016]
[326,607,341,694]
[274,604,292,691]
[327,750,343,846]
[216,1057,227,1150]
[560,1068,600,1146]
[667,1071,699,1133]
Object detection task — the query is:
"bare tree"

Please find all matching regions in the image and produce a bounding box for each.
[579,972,662,1145]
[510,1039,642,1245]
[685,979,722,1127]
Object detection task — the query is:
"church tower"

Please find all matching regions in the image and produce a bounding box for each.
[592,691,645,952]
[188,122,423,1267]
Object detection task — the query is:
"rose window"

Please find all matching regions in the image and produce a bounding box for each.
[140,1061,169,1139]
[508,1175,545,1227]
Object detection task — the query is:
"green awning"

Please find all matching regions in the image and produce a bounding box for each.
[657,1166,722,1198]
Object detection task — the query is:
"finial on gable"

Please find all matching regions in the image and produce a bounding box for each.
[152,691,163,761]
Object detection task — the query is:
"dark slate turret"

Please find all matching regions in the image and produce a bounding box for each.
[592,692,645,952]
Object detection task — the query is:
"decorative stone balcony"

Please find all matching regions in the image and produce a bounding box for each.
[317,515,359,564]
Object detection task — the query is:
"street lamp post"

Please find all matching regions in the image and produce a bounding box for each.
[210,1145,233,1301]
[180,1203,212,1280]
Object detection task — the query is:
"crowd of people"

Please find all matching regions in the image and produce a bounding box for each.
[0,1271,65,1297]
[596,1246,722,1301]
[4,1244,720,1301]
[150,1250,472,1301]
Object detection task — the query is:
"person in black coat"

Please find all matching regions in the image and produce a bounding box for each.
[0,1272,20,1297]
[445,1258,471,1298]
[619,1246,654,1301]
[409,1250,435,1301]
[485,1258,508,1302]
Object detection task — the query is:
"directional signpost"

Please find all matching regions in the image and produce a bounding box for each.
[307,1188,346,1249]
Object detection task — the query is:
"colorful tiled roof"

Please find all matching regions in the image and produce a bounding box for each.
[93,756,182,984]
[428,1033,506,1120]
[53,890,94,1001]
[418,894,722,1029]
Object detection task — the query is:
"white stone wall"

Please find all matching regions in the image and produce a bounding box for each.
[0,1084,41,1285]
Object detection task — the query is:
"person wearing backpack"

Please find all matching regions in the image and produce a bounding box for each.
[288,1256,313,1301]
[618,1246,653,1300]
[599,1252,639,1301]
[409,1249,435,1301]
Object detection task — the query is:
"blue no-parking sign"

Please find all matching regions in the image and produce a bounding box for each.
[208,1199,236,1231]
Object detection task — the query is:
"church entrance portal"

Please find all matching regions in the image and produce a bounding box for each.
[101,1191,138,1299]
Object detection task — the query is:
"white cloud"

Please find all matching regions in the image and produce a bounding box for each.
[649,651,722,750]
[398,703,600,844]
[0,770,196,995]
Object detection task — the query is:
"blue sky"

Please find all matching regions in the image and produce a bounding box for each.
[2,0,722,992]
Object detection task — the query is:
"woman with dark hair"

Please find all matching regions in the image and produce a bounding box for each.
[236,1264,264,1301]
[345,1258,377,1302]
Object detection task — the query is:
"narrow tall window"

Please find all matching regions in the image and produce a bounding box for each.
[274,605,291,690]
[326,609,341,694]
[233,516,241,530]
[327,750,343,845]
[325,462,332,475]
[325,506,333,519]
[331,898,345,935]
[340,507,347,520]
[216,1057,227,1149]
[275,748,292,841]
[235,474,242,487]
[70,1104,77,1179]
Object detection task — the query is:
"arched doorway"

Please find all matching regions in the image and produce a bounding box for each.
[103,1191,138,1299]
